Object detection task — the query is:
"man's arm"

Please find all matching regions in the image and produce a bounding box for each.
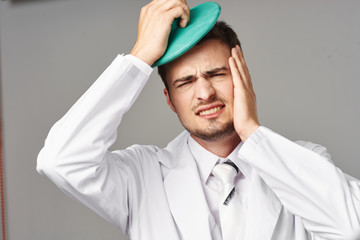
[239,127,360,239]
[37,0,190,233]
[229,45,360,239]
[37,55,152,232]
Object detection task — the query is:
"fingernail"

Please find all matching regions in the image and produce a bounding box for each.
[179,19,185,28]
[182,18,189,28]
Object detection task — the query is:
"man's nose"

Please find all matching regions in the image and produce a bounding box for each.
[195,78,215,101]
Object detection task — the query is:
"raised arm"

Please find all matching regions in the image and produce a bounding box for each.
[229,45,360,239]
[37,0,190,233]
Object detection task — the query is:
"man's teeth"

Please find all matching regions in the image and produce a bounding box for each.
[199,106,222,116]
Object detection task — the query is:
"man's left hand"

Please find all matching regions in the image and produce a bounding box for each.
[229,45,260,142]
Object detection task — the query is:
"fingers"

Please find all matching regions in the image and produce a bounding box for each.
[236,45,253,90]
[230,45,254,93]
[150,0,190,27]
[164,0,190,28]
[229,56,243,90]
[179,0,190,27]
[167,4,190,28]
[179,6,190,28]
[131,0,190,65]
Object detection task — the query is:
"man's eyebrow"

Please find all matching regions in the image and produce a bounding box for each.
[172,74,196,87]
[172,67,229,87]
[203,67,229,76]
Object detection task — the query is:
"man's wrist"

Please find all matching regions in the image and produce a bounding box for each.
[130,47,157,67]
[238,124,260,142]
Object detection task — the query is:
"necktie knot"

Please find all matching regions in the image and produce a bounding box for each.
[212,160,239,185]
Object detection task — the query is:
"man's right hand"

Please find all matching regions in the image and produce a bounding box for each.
[130,0,190,66]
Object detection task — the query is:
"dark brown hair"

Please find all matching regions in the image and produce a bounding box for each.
[157,21,241,91]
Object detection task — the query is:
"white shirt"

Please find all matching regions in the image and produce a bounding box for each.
[188,136,247,233]
[37,54,360,240]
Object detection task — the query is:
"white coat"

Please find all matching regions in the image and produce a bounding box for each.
[37,55,360,240]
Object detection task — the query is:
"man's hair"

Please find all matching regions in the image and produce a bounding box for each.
[157,21,241,91]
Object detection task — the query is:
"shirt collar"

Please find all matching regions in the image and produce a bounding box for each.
[187,135,244,184]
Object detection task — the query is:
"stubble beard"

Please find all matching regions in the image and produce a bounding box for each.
[184,118,236,142]
[172,95,236,142]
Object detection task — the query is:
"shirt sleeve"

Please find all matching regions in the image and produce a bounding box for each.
[238,126,360,239]
[36,54,154,233]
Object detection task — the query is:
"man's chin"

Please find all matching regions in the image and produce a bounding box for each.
[187,122,236,142]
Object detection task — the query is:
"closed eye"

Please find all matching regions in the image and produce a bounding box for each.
[209,73,226,79]
[177,81,193,88]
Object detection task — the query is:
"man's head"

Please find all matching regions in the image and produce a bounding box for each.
[159,21,242,142]
[158,21,241,91]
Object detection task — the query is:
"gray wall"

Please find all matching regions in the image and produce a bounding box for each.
[0,0,359,239]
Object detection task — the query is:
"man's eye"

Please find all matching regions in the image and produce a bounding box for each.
[177,81,191,88]
[213,73,225,77]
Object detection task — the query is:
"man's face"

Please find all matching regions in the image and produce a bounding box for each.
[164,39,236,142]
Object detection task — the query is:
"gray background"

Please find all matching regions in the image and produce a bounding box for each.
[0,0,359,239]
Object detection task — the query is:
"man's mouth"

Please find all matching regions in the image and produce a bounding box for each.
[195,104,225,117]
[198,106,223,116]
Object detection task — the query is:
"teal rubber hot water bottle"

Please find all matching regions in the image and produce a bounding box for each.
[152,2,221,67]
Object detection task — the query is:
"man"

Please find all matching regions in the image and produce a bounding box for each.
[37,0,360,239]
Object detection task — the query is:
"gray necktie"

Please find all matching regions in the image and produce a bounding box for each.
[212,160,241,240]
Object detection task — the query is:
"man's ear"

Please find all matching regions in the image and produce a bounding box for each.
[163,88,176,113]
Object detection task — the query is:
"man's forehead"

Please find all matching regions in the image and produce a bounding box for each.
[165,39,231,80]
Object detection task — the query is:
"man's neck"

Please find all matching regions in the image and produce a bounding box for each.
[190,132,241,158]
